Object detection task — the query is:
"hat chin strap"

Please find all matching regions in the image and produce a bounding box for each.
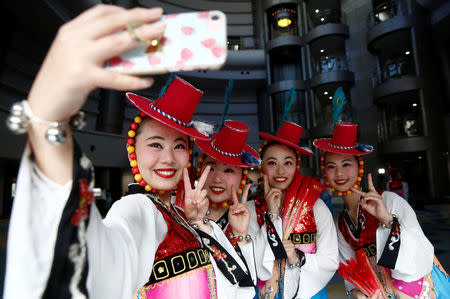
[321,153,364,196]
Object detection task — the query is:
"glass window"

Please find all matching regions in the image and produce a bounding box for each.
[272,89,306,130]
[269,46,302,82]
[268,5,298,39]
[227,37,241,51]
[314,85,352,127]
[385,98,423,139]
[305,0,342,29]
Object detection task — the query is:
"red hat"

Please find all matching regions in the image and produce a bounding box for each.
[126,76,210,140]
[195,120,260,168]
[259,121,313,156]
[313,122,374,155]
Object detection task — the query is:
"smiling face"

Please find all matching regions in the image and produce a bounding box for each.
[133,118,189,191]
[324,152,359,192]
[201,156,242,204]
[261,143,297,190]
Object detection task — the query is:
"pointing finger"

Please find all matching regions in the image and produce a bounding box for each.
[367,173,376,192]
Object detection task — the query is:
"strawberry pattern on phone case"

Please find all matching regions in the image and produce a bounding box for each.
[105,11,227,75]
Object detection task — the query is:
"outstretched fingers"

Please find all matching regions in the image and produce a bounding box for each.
[92,68,154,91]
[94,20,165,60]
[231,185,238,204]
[197,165,211,191]
[183,167,192,192]
[241,184,251,204]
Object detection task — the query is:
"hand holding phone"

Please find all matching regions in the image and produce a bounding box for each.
[106,11,228,75]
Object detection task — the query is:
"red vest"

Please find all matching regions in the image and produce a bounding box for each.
[153,203,201,261]
[254,172,323,235]
[338,208,379,258]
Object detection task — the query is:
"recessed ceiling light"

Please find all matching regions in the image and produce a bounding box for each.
[412,103,417,107]
[325,56,329,59]
[418,156,422,159]
[405,51,410,55]
[321,17,325,21]
[320,49,324,53]
[329,96,333,99]
[378,168,386,174]
[324,91,328,95]
[315,9,319,13]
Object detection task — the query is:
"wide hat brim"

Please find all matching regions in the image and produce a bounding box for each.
[313,138,374,155]
[196,133,260,168]
[126,92,210,140]
[259,132,313,157]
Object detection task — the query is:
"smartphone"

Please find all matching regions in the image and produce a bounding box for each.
[105,11,228,75]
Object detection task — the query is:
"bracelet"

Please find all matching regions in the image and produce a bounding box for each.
[228,232,251,243]
[288,261,301,268]
[380,214,398,229]
[288,249,306,268]
[190,217,209,229]
[6,100,86,145]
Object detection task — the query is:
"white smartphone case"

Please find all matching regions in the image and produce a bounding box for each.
[106,11,228,75]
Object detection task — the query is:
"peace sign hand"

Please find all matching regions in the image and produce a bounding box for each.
[263,174,282,215]
[228,184,251,237]
[184,166,211,222]
[351,173,392,225]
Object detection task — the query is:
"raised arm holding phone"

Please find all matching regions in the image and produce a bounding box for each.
[4,5,254,299]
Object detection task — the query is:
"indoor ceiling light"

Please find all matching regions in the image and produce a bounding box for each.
[412,103,417,107]
[321,17,325,21]
[277,17,292,28]
[320,49,324,53]
[315,9,319,13]
[405,51,410,55]
[329,96,333,99]
[324,91,328,95]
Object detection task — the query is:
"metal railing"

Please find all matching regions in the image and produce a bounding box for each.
[367,0,407,29]
[314,55,349,74]
[371,57,414,86]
